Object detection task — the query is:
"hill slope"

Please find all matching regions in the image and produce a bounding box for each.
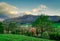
[0,34,54,41]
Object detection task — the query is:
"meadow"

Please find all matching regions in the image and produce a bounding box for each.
[0,34,55,41]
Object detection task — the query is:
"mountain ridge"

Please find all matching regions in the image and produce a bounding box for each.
[4,15,60,24]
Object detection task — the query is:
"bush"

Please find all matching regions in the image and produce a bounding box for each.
[25,31,32,36]
[42,31,50,39]
[11,30,16,34]
[49,32,60,40]
[11,30,20,34]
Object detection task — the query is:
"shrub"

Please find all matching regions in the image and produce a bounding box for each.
[42,31,50,39]
[0,22,4,34]
[49,32,60,40]
[11,30,20,34]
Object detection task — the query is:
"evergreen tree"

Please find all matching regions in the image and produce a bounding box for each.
[0,22,4,33]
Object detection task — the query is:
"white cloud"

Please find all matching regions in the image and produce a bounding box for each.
[39,4,47,10]
[24,11,32,15]
[32,4,47,13]
[44,9,60,16]
[23,4,47,15]
[26,4,60,16]
[32,9,39,13]
[0,2,20,18]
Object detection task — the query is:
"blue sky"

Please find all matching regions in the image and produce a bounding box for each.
[0,0,60,10]
[0,0,60,21]
[0,0,40,10]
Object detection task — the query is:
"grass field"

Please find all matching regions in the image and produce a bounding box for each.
[0,34,55,41]
[53,22,60,28]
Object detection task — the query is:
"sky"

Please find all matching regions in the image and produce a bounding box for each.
[0,0,60,21]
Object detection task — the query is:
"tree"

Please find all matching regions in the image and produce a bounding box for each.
[8,22,17,34]
[32,15,54,37]
[0,22,4,33]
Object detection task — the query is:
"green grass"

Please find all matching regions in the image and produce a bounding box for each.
[0,34,54,41]
[53,22,60,28]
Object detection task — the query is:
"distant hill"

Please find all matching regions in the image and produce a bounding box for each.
[0,14,9,19]
[4,15,39,24]
[4,15,60,24]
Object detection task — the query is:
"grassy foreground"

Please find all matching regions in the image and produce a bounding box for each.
[0,34,55,41]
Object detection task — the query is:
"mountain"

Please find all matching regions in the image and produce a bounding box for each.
[4,15,60,24]
[0,13,10,21]
[0,14,9,19]
[4,15,39,24]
